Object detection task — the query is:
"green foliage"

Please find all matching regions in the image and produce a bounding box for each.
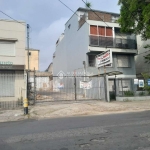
[143,45,150,64]
[124,90,134,96]
[85,1,92,8]
[141,73,150,94]
[118,0,150,40]
[139,91,145,96]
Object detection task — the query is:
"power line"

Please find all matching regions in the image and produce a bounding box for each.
[59,0,125,40]
[81,0,126,40]
[81,0,150,56]
[59,0,150,56]
[0,10,26,26]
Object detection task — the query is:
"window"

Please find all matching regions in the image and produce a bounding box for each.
[88,55,96,67]
[90,26,113,37]
[119,79,131,91]
[98,26,105,36]
[90,25,98,35]
[117,55,130,67]
[106,27,112,36]
[0,41,15,56]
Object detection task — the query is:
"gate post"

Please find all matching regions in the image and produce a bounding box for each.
[74,76,77,100]
[34,68,36,104]
[104,75,110,102]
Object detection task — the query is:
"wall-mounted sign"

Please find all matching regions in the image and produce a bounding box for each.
[139,80,144,88]
[134,79,139,85]
[147,79,150,86]
[0,61,13,65]
[0,65,24,70]
[80,81,92,89]
[96,49,112,68]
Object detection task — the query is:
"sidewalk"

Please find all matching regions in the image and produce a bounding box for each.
[0,100,150,122]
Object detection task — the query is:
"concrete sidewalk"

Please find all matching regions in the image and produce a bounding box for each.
[0,100,150,122]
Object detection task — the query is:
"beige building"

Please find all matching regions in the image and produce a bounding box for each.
[0,19,26,101]
[25,48,39,71]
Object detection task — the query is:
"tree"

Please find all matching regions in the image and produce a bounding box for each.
[118,0,150,40]
[144,44,150,63]
[85,1,92,8]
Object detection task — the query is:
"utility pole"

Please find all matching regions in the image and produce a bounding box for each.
[24,24,30,115]
[27,24,30,71]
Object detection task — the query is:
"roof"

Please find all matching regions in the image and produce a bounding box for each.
[0,19,25,23]
[65,7,120,25]
[25,48,40,51]
[77,7,120,16]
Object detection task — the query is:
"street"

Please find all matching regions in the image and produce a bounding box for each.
[0,111,150,150]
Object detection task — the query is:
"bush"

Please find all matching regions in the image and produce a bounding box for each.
[124,90,134,97]
[139,91,145,96]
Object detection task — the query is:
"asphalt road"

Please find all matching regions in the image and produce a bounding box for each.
[0,111,150,150]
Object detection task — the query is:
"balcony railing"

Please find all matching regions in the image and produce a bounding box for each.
[89,36,137,49]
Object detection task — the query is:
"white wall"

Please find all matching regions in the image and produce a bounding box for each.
[53,12,89,75]
[0,19,26,65]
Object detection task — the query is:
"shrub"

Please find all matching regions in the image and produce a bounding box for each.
[124,90,134,97]
[139,91,145,96]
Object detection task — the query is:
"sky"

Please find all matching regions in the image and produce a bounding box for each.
[0,0,120,71]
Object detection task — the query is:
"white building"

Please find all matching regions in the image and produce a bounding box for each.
[53,8,138,96]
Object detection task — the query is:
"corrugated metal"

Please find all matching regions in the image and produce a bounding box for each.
[0,72,15,97]
[0,41,15,56]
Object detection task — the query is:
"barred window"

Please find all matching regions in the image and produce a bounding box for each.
[119,79,131,91]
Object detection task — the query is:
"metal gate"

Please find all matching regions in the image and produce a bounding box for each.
[33,75,106,102]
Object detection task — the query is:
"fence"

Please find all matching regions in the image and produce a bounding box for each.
[30,75,106,102]
[108,78,150,100]
[0,72,25,109]
[89,36,137,49]
[0,100,23,110]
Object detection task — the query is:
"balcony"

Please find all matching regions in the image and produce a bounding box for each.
[89,36,137,49]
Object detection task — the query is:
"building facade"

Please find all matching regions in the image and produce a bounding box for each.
[0,19,26,101]
[53,8,137,97]
[25,48,39,71]
[135,37,150,76]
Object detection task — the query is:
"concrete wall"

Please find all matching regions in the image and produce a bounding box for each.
[25,49,39,71]
[0,19,26,65]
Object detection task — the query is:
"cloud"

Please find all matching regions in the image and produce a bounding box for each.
[31,17,68,71]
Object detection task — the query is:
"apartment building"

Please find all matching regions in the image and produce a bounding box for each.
[53,8,137,96]
[0,19,26,101]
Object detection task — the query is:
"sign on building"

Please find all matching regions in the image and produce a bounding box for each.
[139,80,144,88]
[80,81,92,89]
[96,49,112,68]
[134,79,139,85]
[147,79,150,86]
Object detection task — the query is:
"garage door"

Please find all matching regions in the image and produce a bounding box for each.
[0,71,15,97]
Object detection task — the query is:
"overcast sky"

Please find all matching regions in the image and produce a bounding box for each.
[0,0,120,71]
